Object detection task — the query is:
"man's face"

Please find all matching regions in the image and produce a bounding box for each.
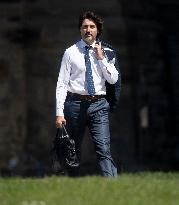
[80,18,98,45]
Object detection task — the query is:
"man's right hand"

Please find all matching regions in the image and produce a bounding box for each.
[55,116,66,128]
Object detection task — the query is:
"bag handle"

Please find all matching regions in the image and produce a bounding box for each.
[61,123,68,136]
[56,123,69,139]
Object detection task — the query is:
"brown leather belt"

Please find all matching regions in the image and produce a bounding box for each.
[67,92,106,101]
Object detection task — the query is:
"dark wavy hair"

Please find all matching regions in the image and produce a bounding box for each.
[78,11,103,37]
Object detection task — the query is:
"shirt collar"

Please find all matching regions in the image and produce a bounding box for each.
[80,39,96,49]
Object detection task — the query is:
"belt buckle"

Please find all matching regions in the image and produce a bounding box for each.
[89,95,96,101]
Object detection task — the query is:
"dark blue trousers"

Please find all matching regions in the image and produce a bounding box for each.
[64,94,117,177]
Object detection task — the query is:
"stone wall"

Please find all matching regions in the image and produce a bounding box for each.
[0,0,179,175]
[0,1,26,171]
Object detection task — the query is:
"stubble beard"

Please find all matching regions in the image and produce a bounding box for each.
[83,35,95,45]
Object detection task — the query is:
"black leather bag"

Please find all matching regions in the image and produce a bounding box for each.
[52,124,79,173]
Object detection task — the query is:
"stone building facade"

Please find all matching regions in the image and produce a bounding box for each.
[0,0,179,175]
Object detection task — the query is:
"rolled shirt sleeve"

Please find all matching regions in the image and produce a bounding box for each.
[98,57,118,84]
[56,51,71,116]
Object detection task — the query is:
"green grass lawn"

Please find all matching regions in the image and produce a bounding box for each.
[0,172,179,205]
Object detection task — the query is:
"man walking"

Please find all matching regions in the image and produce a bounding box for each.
[56,11,121,177]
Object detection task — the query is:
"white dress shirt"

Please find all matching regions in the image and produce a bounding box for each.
[56,39,119,116]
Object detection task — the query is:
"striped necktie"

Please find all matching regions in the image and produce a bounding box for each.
[84,46,95,96]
